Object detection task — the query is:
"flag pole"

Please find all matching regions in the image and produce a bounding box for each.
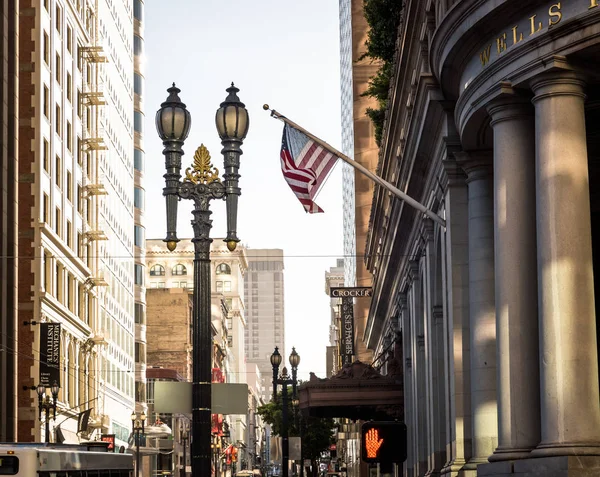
[264,106,446,228]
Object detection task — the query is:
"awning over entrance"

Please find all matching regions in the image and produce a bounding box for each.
[297,361,403,421]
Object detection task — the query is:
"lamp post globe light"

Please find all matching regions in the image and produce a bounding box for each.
[156,83,249,477]
[36,381,59,443]
[270,347,282,401]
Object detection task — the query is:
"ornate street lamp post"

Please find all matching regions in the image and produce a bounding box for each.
[156,83,249,477]
[131,411,146,477]
[36,381,59,443]
[271,348,300,477]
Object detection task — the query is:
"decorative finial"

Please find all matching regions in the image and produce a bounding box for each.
[167,241,177,251]
[172,82,176,88]
[263,104,270,111]
[231,82,235,87]
[227,240,237,252]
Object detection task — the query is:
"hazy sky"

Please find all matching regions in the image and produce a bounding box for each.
[144,0,343,380]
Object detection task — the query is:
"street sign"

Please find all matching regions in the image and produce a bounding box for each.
[360,421,407,463]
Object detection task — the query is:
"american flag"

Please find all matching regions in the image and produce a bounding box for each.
[280,124,338,213]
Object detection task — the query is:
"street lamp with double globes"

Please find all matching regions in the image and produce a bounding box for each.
[37,381,59,443]
[156,83,249,477]
[271,348,301,477]
[131,411,146,477]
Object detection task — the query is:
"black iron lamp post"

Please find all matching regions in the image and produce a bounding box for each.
[156,83,249,477]
[181,424,190,477]
[37,381,59,443]
[270,347,282,401]
[271,348,300,477]
[131,411,146,477]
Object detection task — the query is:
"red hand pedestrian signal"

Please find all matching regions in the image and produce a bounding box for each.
[360,421,407,464]
[364,428,384,458]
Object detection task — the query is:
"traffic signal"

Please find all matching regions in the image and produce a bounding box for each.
[360,421,407,464]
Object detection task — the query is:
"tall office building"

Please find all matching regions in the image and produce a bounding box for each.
[0,0,18,442]
[338,0,377,363]
[132,0,147,419]
[16,0,136,446]
[243,249,285,402]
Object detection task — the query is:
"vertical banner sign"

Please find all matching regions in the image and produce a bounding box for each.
[341,296,354,364]
[39,322,61,387]
[330,287,372,365]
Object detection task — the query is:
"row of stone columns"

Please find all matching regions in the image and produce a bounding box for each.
[458,70,600,469]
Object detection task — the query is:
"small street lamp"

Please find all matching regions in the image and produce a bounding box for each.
[37,381,59,443]
[271,347,300,477]
[156,82,249,477]
[270,347,282,401]
[131,411,146,477]
[180,424,189,477]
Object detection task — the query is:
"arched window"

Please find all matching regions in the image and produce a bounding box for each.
[150,264,165,276]
[216,263,231,275]
[172,264,187,276]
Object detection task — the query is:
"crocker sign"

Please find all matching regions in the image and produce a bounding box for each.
[330,287,373,298]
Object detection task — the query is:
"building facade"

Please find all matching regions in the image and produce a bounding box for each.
[0,0,18,442]
[363,1,600,476]
[338,0,377,364]
[16,0,136,446]
[243,249,285,402]
[132,0,147,423]
[324,259,344,377]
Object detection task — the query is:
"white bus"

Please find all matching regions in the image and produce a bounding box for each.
[0,442,134,476]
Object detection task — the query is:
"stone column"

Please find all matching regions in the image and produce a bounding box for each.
[456,151,497,469]
[530,71,600,456]
[440,156,471,475]
[401,292,415,477]
[487,96,540,461]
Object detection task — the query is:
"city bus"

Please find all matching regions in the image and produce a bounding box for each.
[0,442,134,476]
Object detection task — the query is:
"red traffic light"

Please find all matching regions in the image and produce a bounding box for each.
[360,421,407,464]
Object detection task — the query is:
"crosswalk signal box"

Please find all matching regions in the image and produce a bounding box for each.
[360,421,407,464]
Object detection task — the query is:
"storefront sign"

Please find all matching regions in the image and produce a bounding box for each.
[341,296,354,364]
[330,287,372,298]
[39,322,61,387]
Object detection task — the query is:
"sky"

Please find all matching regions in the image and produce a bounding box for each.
[143,0,344,381]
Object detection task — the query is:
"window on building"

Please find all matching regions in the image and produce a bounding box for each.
[55,104,61,135]
[134,303,145,325]
[66,72,72,102]
[66,121,72,151]
[134,111,143,133]
[157,282,165,288]
[43,139,49,171]
[216,281,223,293]
[67,25,72,53]
[55,155,61,187]
[43,194,49,224]
[77,90,82,119]
[216,263,231,275]
[43,85,49,118]
[134,148,144,172]
[134,73,144,96]
[172,264,187,276]
[180,282,187,288]
[224,281,231,292]
[55,53,61,84]
[149,264,165,276]
[77,184,83,214]
[66,220,72,248]
[134,225,144,247]
[55,207,61,236]
[134,0,144,21]
[134,187,144,209]
[55,4,62,33]
[135,264,144,285]
[43,32,49,65]
[66,170,72,201]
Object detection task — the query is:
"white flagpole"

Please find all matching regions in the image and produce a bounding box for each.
[265,106,446,228]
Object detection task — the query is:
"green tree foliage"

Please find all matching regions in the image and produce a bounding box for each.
[360,0,403,146]
[257,388,335,468]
